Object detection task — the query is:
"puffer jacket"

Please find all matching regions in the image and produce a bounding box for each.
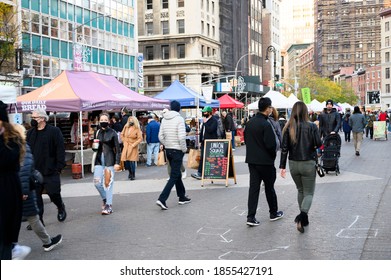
[94,128,121,167]
[158,110,187,152]
[318,108,341,138]
[279,122,322,169]
[19,144,39,217]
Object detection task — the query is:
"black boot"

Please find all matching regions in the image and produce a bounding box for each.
[294,213,305,233]
[130,171,135,180]
[57,203,67,222]
[128,170,132,179]
[301,212,309,227]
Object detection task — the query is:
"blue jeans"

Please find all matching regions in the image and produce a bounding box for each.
[147,142,160,165]
[124,161,136,173]
[231,130,236,149]
[93,154,115,205]
[158,149,186,203]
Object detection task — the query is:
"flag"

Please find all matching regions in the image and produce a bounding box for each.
[301,88,311,104]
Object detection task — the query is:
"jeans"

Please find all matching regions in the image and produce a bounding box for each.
[344,131,351,142]
[158,149,186,203]
[231,130,236,149]
[124,161,136,173]
[289,160,316,213]
[247,164,278,219]
[197,145,204,175]
[93,154,115,205]
[366,126,373,139]
[147,142,160,165]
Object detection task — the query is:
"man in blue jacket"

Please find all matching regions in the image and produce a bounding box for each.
[244,97,284,226]
[146,115,160,166]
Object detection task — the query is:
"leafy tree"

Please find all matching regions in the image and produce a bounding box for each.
[286,70,358,105]
[0,3,18,79]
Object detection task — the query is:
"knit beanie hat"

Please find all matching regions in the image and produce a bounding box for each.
[170,100,181,112]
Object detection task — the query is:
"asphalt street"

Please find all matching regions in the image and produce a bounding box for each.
[17,133,391,260]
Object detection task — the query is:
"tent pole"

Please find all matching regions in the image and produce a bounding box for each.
[79,111,84,178]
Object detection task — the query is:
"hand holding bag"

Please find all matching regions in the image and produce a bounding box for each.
[157,150,166,166]
[316,158,325,177]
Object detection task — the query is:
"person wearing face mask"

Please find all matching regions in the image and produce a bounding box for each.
[93,113,121,215]
[191,106,218,180]
[120,116,142,180]
[26,108,66,225]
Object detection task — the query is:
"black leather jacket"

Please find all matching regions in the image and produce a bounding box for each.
[94,128,121,167]
[279,122,322,169]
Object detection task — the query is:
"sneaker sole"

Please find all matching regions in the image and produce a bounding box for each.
[43,236,63,252]
[246,222,260,227]
[156,200,168,210]
[270,215,284,221]
[178,200,191,205]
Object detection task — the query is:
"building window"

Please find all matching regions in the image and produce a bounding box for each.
[162,21,169,34]
[201,45,205,57]
[161,45,169,59]
[386,52,390,63]
[162,0,168,9]
[386,21,390,32]
[146,75,155,87]
[207,23,210,36]
[146,46,154,60]
[386,67,390,79]
[207,47,210,56]
[177,44,185,58]
[162,75,171,87]
[212,1,215,14]
[386,84,390,93]
[178,0,184,8]
[201,21,204,34]
[177,19,185,34]
[386,36,390,47]
[178,74,186,84]
[146,0,153,9]
[212,26,215,37]
[145,22,153,35]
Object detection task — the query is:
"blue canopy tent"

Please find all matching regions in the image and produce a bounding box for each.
[154,80,219,108]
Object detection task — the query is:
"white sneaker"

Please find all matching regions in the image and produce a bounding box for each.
[182,170,187,179]
[12,244,31,260]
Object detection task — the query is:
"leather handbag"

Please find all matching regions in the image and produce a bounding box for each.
[316,159,325,177]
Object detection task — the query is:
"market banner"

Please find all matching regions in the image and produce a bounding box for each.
[301,88,311,104]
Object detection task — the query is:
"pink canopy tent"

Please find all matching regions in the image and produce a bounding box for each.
[217,94,244,109]
[13,70,169,177]
[15,70,169,112]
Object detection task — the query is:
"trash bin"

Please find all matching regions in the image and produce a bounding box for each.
[71,163,82,179]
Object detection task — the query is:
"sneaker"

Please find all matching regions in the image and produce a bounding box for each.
[12,244,31,260]
[178,196,191,205]
[156,200,168,210]
[101,204,113,215]
[43,234,63,252]
[191,172,201,180]
[182,170,187,179]
[146,164,152,167]
[356,151,360,156]
[270,211,284,221]
[246,218,260,227]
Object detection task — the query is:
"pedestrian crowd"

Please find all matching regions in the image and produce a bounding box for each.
[2,95,387,260]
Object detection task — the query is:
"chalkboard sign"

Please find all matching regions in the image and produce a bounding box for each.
[201,139,236,187]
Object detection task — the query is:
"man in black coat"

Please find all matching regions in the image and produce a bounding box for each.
[244,97,284,226]
[27,108,66,225]
[318,99,341,139]
[191,106,218,179]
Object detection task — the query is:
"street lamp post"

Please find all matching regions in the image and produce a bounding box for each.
[265,45,277,91]
[234,52,253,97]
[72,14,108,70]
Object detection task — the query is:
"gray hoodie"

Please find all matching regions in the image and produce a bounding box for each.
[159,110,187,152]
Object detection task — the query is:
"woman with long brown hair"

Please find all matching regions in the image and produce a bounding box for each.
[121,116,142,180]
[0,101,26,259]
[279,101,322,233]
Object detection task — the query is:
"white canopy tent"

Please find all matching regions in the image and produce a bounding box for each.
[308,99,324,112]
[339,102,354,112]
[287,93,300,107]
[248,90,291,110]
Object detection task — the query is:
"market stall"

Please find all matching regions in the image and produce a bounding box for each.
[12,70,170,177]
[217,94,244,109]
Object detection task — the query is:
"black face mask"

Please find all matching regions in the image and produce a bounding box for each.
[30,119,38,127]
[203,114,209,118]
[100,122,109,128]
[129,122,134,126]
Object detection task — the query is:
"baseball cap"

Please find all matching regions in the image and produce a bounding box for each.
[202,106,212,113]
